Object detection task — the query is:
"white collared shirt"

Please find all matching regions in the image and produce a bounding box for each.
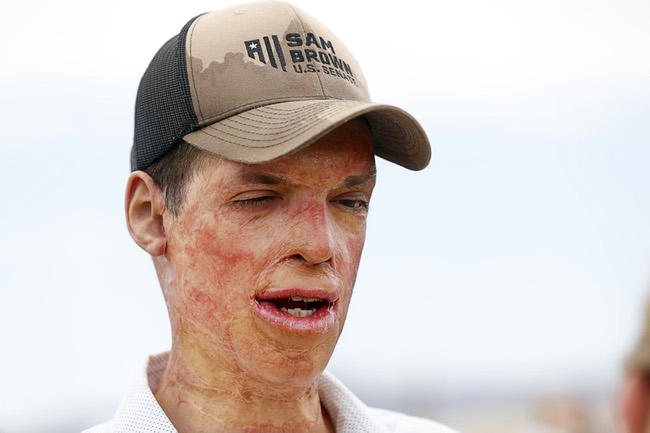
[83,352,456,433]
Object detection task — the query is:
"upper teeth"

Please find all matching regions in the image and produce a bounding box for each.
[280,307,317,318]
[290,296,320,302]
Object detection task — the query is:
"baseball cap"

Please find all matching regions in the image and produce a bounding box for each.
[131,1,431,172]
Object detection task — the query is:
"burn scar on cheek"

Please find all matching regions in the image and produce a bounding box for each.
[173,251,255,336]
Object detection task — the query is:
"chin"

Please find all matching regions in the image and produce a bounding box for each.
[239,337,337,393]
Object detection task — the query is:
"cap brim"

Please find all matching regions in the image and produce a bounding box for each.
[182,99,431,170]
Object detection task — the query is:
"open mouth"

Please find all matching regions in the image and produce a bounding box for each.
[269,296,332,318]
[253,292,338,331]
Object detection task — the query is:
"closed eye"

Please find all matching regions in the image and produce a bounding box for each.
[233,191,282,208]
[237,196,276,206]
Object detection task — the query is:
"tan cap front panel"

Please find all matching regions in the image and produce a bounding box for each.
[185,1,371,128]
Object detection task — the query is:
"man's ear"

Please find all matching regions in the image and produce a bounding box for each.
[125,171,167,256]
[620,370,650,433]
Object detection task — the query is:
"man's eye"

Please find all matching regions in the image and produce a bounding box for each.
[235,196,278,207]
[337,199,369,211]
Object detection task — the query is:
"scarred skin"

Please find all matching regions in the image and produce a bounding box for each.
[125,118,376,432]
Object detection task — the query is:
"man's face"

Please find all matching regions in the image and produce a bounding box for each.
[159,119,376,389]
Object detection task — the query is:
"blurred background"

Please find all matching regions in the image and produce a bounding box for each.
[1,0,649,432]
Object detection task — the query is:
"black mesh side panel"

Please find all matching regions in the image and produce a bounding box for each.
[131,17,201,171]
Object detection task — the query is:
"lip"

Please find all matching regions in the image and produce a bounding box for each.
[253,288,339,332]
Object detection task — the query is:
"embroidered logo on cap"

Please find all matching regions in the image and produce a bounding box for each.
[244,32,357,86]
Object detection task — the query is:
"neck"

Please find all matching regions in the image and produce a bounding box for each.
[154,348,334,433]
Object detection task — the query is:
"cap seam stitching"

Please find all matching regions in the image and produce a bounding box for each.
[201,108,350,143]
[202,100,364,132]
[207,104,358,136]
[228,106,363,128]
[194,118,328,148]
[198,96,343,125]
[192,103,373,148]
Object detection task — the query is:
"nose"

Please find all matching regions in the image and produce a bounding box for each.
[288,200,335,266]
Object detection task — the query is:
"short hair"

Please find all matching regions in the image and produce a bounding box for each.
[144,141,207,215]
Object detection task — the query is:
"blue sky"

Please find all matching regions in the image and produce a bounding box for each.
[1,0,649,430]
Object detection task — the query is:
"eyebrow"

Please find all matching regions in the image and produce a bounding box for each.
[229,165,376,189]
[238,170,289,186]
[341,168,377,189]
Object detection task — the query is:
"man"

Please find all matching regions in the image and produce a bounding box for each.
[621,299,650,433]
[85,2,455,432]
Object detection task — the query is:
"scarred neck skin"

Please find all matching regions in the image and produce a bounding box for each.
[153,346,334,433]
